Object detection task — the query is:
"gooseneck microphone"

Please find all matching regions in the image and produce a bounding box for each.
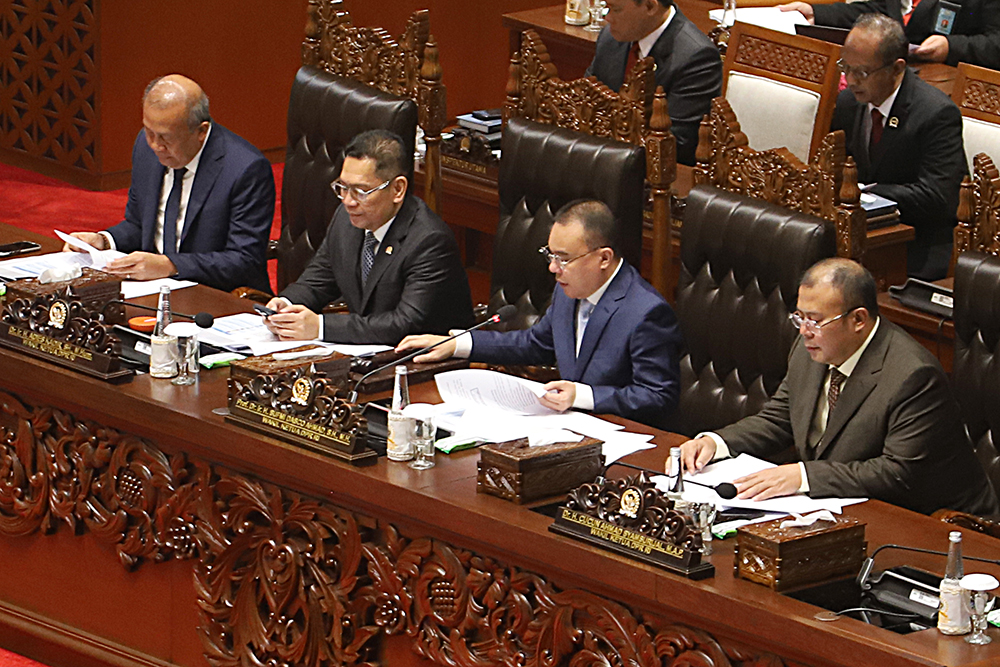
[111,300,215,328]
[599,460,739,500]
[856,543,1000,591]
[347,304,518,402]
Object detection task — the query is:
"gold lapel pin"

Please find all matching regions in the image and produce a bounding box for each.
[385,246,393,255]
[888,117,899,128]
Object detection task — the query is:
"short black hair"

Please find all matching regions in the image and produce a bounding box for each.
[801,258,879,318]
[343,129,411,181]
[633,0,673,8]
[853,13,907,66]
[554,200,620,256]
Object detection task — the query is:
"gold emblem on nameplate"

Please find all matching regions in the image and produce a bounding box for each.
[291,377,312,406]
[620,488,641,518]
[48,300,68,329]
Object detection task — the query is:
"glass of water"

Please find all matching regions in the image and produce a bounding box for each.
[164,322,200,386]
[404,403,437,470]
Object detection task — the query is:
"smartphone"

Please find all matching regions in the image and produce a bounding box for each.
[0,241,42,258]
[253,303,277,317]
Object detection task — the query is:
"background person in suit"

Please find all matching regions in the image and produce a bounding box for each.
[585,0,722,167]
[831,13,966,280]
[64,75,274,293]
[679,258,998,516]
[396,200,683,428]
[264,130,473,345]
[780,0,1000,70]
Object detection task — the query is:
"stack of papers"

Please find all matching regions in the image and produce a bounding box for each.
[708,7,808,34]
[197,312,391,357]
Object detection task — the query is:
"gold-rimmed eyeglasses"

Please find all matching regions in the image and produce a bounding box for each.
[836,58,894,82]
[538,245,604,270]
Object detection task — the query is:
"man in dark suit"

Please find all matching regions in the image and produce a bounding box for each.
[264,130,473,345]
[396,200,683,427]
[64,75,274,293]
[585,0,722,166]
[679,258,998,516]
[781,0,1000,70]
[830,14,965,280]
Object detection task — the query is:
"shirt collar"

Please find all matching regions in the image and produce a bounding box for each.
[370,214,396,244]
[585,258,623,306]
[179,122,212,175]
[835,317,880,378]
[868,81,901,122]
[637,6,675,57]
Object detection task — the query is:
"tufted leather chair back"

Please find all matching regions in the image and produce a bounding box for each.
[277,66,418,292]
[491,117,646,331]
[674,185,837,436]
[952,251,1000,504]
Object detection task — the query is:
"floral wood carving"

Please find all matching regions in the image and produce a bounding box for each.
[954,153,1000,267]
[694,97,865,261]
[732,35,830,84]
[957,79,1000,116]
[1,294,121,356]
[0,388,789,667]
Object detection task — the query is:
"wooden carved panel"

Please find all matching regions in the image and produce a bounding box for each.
[954,153,1000,264]
[0,0,98,172]
[0,387,788,667]
[732,35,829,85]
[957,80,1000,117]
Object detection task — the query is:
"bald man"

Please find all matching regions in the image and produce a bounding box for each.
[64,75,275,293]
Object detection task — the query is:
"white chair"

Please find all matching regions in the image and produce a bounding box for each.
[951,62,1000,174]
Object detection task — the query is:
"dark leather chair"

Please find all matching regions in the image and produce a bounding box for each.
[490,116,646,332]
[277,65,417,292]
[936,251,1000,534]
[674,184,837,437]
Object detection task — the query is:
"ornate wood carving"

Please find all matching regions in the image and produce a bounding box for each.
[0,0,98,174]
[732,35,830,84]
[0,388,789,667]
[956,79,1000,116]
[694,97,865,261]
[953,153,1000,269]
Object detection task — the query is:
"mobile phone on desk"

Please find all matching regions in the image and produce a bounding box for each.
[0,241,42,258]
[253,303,277,317]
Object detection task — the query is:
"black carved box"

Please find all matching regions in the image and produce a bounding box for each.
[734,515,867,591]
[477,438,604,504]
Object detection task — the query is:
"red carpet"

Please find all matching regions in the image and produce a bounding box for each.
[0,647,46,667]
[0,161,284,292]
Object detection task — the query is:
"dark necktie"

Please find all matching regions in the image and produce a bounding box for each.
[870,108,884,150]
[162,167,187,255]
[624,42,641,80]
[361,231,377,285]
[904,0,921,25]
[827,368,847,415]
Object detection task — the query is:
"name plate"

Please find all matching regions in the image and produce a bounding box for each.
[0,322,132,381]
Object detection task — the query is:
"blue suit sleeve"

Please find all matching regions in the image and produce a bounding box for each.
[469,308,558,367]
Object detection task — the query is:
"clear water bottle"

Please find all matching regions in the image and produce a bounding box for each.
[149,285,178,378]
[386,365,414,461]
[721,0,737,27]
[938,531,971,635]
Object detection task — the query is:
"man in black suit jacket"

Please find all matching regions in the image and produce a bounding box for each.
[781,0,1000,70]
[64,75,274,293]
[265,130,473,345]
[585,0,722,166]
[679,258,998,516]
[830,14,966,280]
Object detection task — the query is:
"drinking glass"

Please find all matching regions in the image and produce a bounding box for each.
[961,574,998,645]
[164,322,200,387]
[404,403,437,470]
[585,0,607,32]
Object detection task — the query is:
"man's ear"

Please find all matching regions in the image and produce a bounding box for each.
[391,175,408,203]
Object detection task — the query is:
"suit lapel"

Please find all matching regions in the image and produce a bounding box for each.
[869,70,913,174]
[180,126,224,248]
[792,347,827,455]
[852,103,872,178]
[142,161,166,252]
[551,288,579,379]
[359,197,414,311]
[571,264,631,381]
[813,323,889,459]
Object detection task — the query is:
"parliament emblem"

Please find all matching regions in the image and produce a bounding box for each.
[291,377,312,406]
[385,246,393,255]
[620,487,641,518]
[888,116,899,128]
[47,300,68,329]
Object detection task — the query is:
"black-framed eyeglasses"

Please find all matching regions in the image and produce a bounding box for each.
[538,245,605,270]
[836,58,894,82]
[330,178,392,203]
[789,307,861,334]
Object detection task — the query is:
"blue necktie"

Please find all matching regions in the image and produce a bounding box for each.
[361,231,377,285]
[162,167,187,255]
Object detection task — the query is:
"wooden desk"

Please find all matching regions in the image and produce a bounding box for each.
[1,224,999,667]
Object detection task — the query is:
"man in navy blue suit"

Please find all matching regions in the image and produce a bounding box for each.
[63,75,274,293]
[396,200,683,427]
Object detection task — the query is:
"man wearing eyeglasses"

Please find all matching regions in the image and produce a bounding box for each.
[678,258,998,515]
[263,129,473,344]
[830,13,966,280]
[395,200,683,427]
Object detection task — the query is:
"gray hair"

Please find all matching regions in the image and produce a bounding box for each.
[143,76,211,130]
[853,13,908,66]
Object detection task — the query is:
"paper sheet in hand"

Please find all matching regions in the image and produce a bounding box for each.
[434,369,553,415]
[708,7,808,34]
[0,250,123,280]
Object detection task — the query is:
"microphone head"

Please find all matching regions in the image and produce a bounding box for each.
[194,312,215,329]
[714,482,738,500]
[495,305,518,322]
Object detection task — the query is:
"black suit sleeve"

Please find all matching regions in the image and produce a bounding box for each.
[278,219,345,312]
[667,38,723,166]
[716,371,796,459]
[944,0,1000,69]
[812,0,898,27]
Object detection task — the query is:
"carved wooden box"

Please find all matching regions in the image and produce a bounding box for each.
[477,438,604,504]
[3,268,125,325]
[228,346,352,389]
[734,516,867,591]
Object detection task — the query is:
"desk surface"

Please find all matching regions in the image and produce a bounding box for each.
[0,223,998,667]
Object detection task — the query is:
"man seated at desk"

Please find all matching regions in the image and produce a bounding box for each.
[263,129,473,345]
[585,0,722,166]
[396,200,683,428]
[779,0,1000,71]
[679,258,998,516]
[832,14,966,281]
[63,75,275,293]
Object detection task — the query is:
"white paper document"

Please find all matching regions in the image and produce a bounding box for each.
[435,368,553,416]
[708,7,808,35]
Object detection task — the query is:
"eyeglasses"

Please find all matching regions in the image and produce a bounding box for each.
[789,307,860,334]
[538,245,604,270]
[836,59,894,82]
[330,178,393,203]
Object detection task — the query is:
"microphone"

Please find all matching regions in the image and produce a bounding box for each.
[857,543,1000,591]
[347,304,518,402]
[600,460,738,500]
[111,300,215,328]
